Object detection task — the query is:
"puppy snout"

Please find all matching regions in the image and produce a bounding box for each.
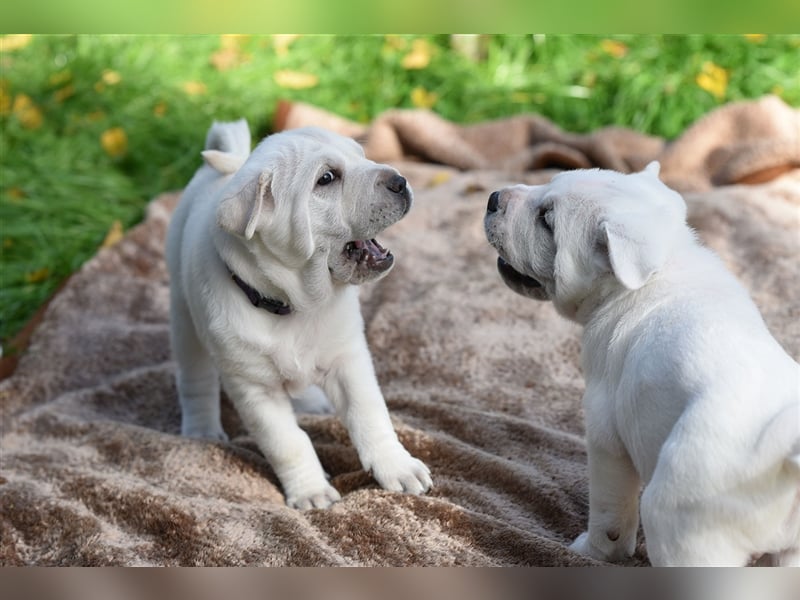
[385,174,408,195]
[487,191,501,213]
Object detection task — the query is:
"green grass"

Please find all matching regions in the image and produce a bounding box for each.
[1,34,799,347]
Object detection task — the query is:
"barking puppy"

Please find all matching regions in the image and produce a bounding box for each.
[166,120,431,509]
[484,162,800,566]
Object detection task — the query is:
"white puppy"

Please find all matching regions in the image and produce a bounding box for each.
[166,120,431,510]
[484,162,800,566]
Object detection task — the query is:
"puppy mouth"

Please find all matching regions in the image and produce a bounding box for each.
[343,238,394,273]
[497,256,543,290]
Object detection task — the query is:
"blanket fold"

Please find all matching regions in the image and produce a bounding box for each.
[275,95,800,192]
[1,96,798,566]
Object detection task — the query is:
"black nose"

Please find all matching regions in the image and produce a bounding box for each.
[487,191,500,213]
[386,174,407,194]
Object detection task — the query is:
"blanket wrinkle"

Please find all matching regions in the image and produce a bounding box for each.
[275,95,800,192]
[1,98,798,565]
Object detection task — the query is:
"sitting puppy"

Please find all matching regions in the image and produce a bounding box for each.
[484,162,800,566]
[166,120,431,509]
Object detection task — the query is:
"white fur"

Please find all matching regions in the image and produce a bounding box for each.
[166,120,431,510]
[485,162,800,566]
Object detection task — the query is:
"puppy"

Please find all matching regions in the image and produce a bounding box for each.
[166,120,431,509]
[484,162,800,566]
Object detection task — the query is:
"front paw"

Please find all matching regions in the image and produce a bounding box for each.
[569,532,597,557]
[569,531,630,563]
[285,482,342,510]
[367,447,432,495]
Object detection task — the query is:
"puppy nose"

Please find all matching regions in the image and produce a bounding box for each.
[385,174,407,194]
[487,191,501,213]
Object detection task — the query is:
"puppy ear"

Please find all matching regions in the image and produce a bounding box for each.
[598,164,686,290]
[217,172,273,240]
[600,219,664,290]
[201,150,247,175]
[643,160,661,177]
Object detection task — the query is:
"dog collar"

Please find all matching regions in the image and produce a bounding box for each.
[226,265,292,316]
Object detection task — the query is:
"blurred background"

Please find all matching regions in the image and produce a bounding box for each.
[1,34,799,348]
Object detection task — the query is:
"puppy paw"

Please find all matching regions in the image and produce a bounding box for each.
[285,483,342,510]
[569,531,630,563]
[569,532,596,556]
[368,447,432,495]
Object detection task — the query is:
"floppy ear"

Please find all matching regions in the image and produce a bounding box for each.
[217,172,273,240]
[600,218,666,290]
[287,187,315,260]
[201,149,247,175]
[598,161,685,290]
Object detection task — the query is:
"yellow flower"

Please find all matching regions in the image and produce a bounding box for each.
[273,70,319,89]
[211,48,239,71]
[695,61,728,100]
[600,39,628,58]
[101,220,124,248]
[744,34,766,43]
[410,86,438,109]
[102,69,121,85]
[101,127,128,158]
[25,267,50,284]
[12,94,43,129]
[402,39,434,70]
[182,81,207,96]
[153,101,167,117]
[0,34,33,53]
[54,84,75,103]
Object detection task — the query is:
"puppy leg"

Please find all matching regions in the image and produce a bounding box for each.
[323,347,432,495]
[569,445,640,562]
[223,375,340,510]
[170,294,226,440]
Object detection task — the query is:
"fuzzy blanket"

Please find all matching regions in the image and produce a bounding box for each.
[1,97,798,566]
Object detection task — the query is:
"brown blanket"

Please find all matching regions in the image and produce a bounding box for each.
[1,97,798,566]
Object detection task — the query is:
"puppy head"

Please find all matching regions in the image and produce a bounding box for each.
[484,162,688,320]
[215,127,413,285]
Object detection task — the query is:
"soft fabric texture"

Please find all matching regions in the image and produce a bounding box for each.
[1,97,798,566]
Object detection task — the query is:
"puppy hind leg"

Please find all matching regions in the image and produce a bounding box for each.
[170,297,226,440]
[640,484,751,566]
[569,445,641,562]
[225,376,340,509]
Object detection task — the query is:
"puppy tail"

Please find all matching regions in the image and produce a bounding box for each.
[202,119,251,175]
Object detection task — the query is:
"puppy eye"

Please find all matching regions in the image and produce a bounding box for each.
[317,170,337,186]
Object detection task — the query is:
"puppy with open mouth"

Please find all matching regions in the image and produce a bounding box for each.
[166,120,431,509]
[484,163,800,566]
